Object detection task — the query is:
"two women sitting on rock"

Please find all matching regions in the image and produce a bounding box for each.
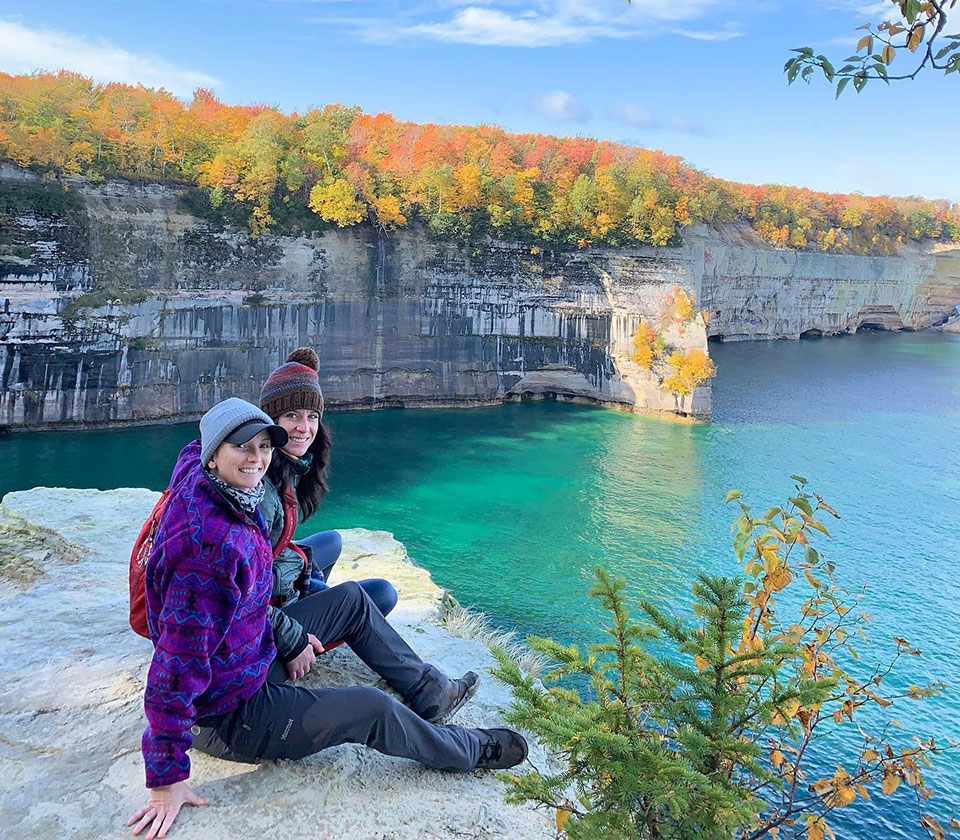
[128,353,527,840]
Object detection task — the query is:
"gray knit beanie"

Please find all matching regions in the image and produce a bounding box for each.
[200,397,287,466]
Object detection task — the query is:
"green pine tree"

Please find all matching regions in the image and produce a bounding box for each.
[492,482,948,840]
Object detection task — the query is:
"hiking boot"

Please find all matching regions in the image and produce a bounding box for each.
[474,728,528,770]
[414,670,480,723]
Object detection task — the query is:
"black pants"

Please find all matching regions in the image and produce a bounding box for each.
[192,582,481,771]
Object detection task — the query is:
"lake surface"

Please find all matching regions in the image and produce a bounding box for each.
[2,331,959,837]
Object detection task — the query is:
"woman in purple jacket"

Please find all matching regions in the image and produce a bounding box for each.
[128,398,526,840]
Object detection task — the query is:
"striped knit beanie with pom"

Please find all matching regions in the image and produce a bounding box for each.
[259,347,324,419]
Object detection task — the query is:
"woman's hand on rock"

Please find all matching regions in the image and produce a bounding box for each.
[128,780,209,839]
[285,633,325,681]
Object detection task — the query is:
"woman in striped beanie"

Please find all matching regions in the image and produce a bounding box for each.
[130,397,527,838]
[258,347,399,681]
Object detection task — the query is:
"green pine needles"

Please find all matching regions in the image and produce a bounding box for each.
[492,481,950,840]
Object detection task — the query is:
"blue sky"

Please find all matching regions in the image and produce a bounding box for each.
[0,0,958,200]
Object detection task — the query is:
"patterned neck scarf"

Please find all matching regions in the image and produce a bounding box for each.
[279,449,313,476]
[205,469,266,514]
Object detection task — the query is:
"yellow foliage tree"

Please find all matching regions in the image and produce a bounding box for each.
[371,193,407,229]
[631,320,660,370]
[309,178,366,226]
[668,284,697,324]
[452,162,483,210]
[664,347,717,395]
[512,167,539,221]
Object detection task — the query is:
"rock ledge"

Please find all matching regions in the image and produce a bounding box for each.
[0,487,551,840]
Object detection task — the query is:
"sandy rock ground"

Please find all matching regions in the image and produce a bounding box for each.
[0,487,553,840]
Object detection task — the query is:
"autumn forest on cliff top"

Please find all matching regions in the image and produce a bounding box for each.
[2,70,959,255]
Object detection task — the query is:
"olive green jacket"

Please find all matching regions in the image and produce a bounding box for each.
[260,474,311,661]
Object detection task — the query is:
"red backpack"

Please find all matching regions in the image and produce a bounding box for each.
[129,485,306,639]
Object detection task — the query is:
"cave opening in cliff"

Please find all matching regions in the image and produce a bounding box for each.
[799,329,823,339]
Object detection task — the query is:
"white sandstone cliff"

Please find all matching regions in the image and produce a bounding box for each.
[0,487,552,840]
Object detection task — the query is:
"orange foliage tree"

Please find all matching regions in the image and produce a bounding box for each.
[2,71,959,251]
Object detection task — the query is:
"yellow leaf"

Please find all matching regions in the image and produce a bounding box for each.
[856,34,874,53]
[863,749,879,763]
[882,773,900,795]
[920,815,945,840]
[766,566,792,592]
[831,785,856,807]
[882,44,895,64]
[855,784,871,800]
[556,808,572,834]
[804,569,824,589]
[781,697,801,719]
[771,749,784,767]
[806,816,826,840]
[784,624,805,643]
[694,655,709,672]
[907,24,925,52]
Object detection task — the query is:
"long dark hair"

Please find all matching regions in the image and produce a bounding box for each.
[267,420,332,522]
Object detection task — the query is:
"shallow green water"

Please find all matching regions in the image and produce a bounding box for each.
[3,331,959,837]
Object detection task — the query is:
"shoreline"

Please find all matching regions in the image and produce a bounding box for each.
[5,327,956,435]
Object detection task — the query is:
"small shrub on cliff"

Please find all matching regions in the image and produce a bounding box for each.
[493,480,949,840]
[631,321,666,370]
[667,285,697,326]
[664,347,716,395]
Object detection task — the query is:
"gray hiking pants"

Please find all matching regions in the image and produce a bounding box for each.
[191,581,482,771]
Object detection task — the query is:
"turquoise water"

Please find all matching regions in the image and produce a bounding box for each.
[2,331,959,836]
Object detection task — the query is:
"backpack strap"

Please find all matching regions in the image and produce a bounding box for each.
[274,484,299,559]
[269,485,310,607]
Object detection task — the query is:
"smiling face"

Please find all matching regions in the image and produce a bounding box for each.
[276,409,320,458]
[207,429,274,489]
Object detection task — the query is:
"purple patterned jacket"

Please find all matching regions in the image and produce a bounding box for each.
[141,440,276,788]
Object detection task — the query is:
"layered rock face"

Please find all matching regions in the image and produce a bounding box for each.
[4,166,960,431]
[689,225,960,341]
[0,487,553,840]
[0,167,708,429]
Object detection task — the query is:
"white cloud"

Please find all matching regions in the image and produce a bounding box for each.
[537,89,588,120]
[401,8,595,46]
[348,0,740,48]
[0,19,221,97]
[671,22,743,41]
[608,101,708,136]
[826,0,897,15]
[608,102,654,128]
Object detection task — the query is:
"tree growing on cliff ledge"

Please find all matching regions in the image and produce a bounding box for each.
[493,480,952,840]
[784,0,960,96]
[630,287,716,404]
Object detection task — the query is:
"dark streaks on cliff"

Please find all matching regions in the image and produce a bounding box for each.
[0,168,712,429]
